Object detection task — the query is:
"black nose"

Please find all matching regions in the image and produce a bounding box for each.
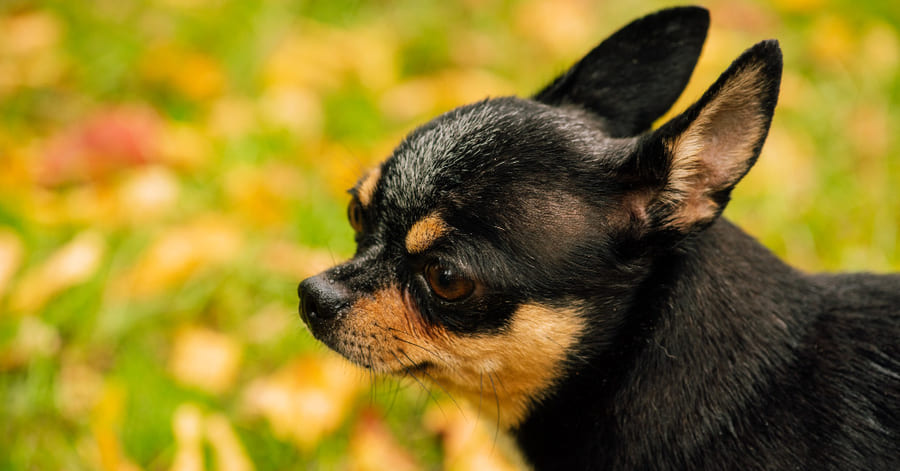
[298,275,350,328]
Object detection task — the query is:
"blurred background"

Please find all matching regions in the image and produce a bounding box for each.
[1,0,898,469]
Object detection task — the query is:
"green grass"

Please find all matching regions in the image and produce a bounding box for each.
[1,0,899,469]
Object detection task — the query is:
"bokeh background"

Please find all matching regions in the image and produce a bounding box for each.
[1,0,899,469]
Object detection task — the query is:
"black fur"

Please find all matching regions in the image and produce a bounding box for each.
[299,7,900,469]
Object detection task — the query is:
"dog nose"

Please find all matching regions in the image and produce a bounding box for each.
[298,275,350,327]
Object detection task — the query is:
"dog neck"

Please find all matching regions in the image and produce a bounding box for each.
[514,218,819,469]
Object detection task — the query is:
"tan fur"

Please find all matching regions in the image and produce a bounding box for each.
[356,167,381,208]
[664,62,767,230]
[338,286,585,428]
[405,214,449,254]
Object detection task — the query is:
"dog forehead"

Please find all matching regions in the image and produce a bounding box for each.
[377,97,607,216]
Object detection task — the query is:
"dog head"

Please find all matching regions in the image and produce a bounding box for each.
[298,6,782,427]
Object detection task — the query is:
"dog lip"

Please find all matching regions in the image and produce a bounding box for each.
[397,360,432,376]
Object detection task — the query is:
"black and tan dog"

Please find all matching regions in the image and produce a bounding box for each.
[298,6,900,469]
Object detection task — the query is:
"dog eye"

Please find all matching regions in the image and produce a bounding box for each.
[347,198,365,234]
[424,261,475,301]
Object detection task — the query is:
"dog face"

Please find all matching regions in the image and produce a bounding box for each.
[298,6,782,428]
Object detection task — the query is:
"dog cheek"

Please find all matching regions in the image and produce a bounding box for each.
[339,286,445,372]
[433,303,587,428]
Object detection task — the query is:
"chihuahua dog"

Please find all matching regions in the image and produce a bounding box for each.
[298,6,899,469]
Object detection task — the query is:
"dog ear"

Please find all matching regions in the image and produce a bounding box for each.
[534,6,709,137]
[631,40,782,233]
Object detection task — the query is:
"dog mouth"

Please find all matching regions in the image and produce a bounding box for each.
[392,360,433,376]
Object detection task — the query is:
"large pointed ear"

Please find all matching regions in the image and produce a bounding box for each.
[534,6,709,137]
[633,40,782,233]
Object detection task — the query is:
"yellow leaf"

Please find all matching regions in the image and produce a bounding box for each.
[0,316,61,370]
[858,23,900,81]
[223,163,306,228]
[348,408,420,471]
[207,97,257,139]
[847,103,892,160]
[0,10,61,56]
[379,69,513,122]
[170,326,243,395]
[171,403,205,471]
[808,15,856,69]
[424,400,525,471]
[91,381,129,471]
[259,241,336,281]
[0,229,24,300]
[56,357,105,420]
[158,123,213,170]
[240,354,363,451]
[0,10,66,94]
[116,166,181,223]
[205,413,255,471]
[114,217,242,297]
[141,43,226,100]
[174,53,226,101]
[240,303,295,345]
[263,22,399,93]
[11,230,105,313]
[262,26,345,92]
[513,0,595,55]
[258,86,323,139]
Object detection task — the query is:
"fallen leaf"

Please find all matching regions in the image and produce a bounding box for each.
[171,403,205,471]
[37,106,162,186]
[116,166,181,223]
[513,0,595,55]
[205,412,255,471]
[223,163,306,228]
[808,15,856,70]
[240,303,295,345]
[259,241,336,281]
[0,10,66,94]
[10,230,105,313]
[424,400,525,471]
[348,408,420,471]
[241,354,363,451]
[158,122,214,171]
[0,316,61,370]
[91,381,139,471]
[140,43,226,101]
[378,69,513,122]
[258,86,323,140]
[113,216,242,298]
[0,10,62,56]
[56,356,106,420]
[0,229,24,300]
[206,97,258,139]
[170,326,243,395]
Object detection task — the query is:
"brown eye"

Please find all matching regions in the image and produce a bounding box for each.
[424,262,475,301]
[347,198,365,234]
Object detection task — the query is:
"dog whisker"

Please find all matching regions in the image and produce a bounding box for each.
[398,349,464,416]
[390,349,444,418]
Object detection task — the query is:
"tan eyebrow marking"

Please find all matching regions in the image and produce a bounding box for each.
[356,166,381,207]
[405,213,449,254]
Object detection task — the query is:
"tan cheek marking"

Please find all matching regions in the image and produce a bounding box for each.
[339,286,448,371]
[431,304,586,428]
[356,166,381,208]
[338,290,584,429]
[405,213,448,254]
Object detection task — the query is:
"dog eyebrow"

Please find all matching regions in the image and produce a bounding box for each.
[355,166,382,208]
[406,213,449,254]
